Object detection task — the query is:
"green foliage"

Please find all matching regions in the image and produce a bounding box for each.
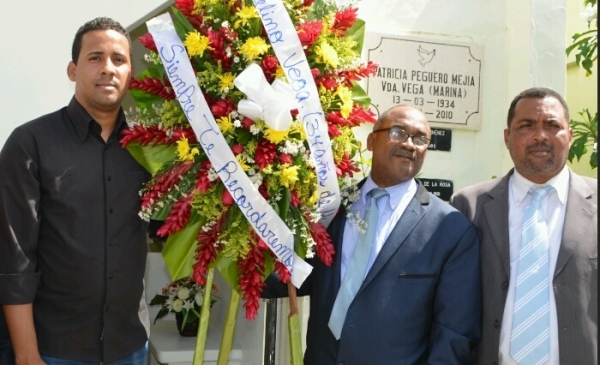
[566,2,597,77]
[568,109,598,169]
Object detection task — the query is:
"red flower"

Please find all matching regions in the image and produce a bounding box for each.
[237,237,267,320]
[156,194,193,237]
[307,220,335,266]
[254,139,277,170]
[231,144,244,155]
[222,189,234,206]
[296,20,323,47]
[196,160,215,193]
[336,152,360,178]
[333,8,358,35]
[175,0,203,29]
[317,75,339,90]
[129,76,175,100]
[211,99,235,118]
[138,33,157,52]
[273,260,291,284]
[207,30,233,71]
[241,117,254,130]
[193,212,228,285]
[290,190,301,208]
[261,55,279,82]
[328,123,342,138]
[258,181,270,200]
[278,153,293,165]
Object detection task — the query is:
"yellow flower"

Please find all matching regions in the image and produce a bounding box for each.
[263,127,289,144]
[218,73,235,93]
[217,115,234,134]
[183,31,211,57]
[336,85,353,118]
[315,41,339,68]
[234,6,258,28]
[177,136,200,161]
[290,121,307,141]
[275,66,286,80]
[239,37,271,61]
[280,165,300,188]
[236,154,251,171]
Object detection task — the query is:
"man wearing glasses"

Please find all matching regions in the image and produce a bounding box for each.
[269,104,482,364]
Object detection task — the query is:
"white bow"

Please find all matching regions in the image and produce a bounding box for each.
[234,63,297,132]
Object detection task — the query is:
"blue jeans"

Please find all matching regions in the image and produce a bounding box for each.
[41,343,147,365]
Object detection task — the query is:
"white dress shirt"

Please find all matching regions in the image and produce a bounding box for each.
[340,176,417,280]
[498,166,570,365]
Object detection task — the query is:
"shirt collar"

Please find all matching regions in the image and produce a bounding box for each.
[67,97,127,142]
[359,176,416,209]
[511,166,569,206]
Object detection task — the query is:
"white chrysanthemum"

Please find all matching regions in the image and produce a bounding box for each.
[172,299,184,312]
[177,287,190,300]
[207,167,219,182]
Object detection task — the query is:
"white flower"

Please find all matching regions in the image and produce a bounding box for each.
[581,5,597,22]
[183,300,195,311]
[195,291,204,306]
[177,287,190,300]
[172,299,184,312]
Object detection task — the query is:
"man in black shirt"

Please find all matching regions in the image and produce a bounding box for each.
[0,17,150,364]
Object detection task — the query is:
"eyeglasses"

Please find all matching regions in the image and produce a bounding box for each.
[371,126,431,148]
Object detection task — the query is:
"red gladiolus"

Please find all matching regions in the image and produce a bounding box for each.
[333,7,358,35]
[336,152,361,178]
[273,260,291,284]
[196,160,214,193]
[175,0,203,29]
[138,33,157,52]
[156,194,193,237]
[307,220,335,266]
[254,139,277,170]
[297,20,323,47]
[237,238,267,320]
[193,212,228,285]
[129,76,175,100]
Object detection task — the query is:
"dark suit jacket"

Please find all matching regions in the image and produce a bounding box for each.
[267,181,482,365]
[450,169,597,365]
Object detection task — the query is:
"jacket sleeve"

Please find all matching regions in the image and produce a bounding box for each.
[428,222,482,365]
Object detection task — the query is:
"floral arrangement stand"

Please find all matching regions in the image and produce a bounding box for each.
[122,0,377,363]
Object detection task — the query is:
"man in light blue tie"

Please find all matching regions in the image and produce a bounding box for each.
[264,104,482,364]
[450,87,597,365]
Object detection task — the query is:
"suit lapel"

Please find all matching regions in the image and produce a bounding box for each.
[359,183,427,290]
[555,170,595,276]
[481,173,512,277]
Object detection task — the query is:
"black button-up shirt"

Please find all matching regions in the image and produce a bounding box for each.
[0,97,150,362]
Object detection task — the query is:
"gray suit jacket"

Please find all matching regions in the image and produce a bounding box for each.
[450,169,597,365]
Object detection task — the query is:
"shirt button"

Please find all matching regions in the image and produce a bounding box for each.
[109,242,114,246]
[109,274,113,280]
[109,208,114,213]
[107,176,113,181]
[501,281,508,290]
[105,306,110,312]
[493,319,500,328]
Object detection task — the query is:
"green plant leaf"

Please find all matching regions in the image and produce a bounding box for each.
[347,19,366,53]
[149,295,169,306]
[171,7,195,40]
[351,81,372,107]
[163,211,203,281]
[154,307,170,324]
[125,143,177,175]
[216,256,240,291]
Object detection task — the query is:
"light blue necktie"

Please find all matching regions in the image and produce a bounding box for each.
[510,185,553,365]
[328,188,388,340]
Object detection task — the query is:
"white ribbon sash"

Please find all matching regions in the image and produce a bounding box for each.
[251,0,341,227]
[147,14,312,288]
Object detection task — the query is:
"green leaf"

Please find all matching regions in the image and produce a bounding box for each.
[163,212,203,281]
[125,143,177,175]
[278,187,291,222]
[216,256,240,291]
[154,307,170,324]
[351,81,372,108]
[130,89,163,110]
[590,150,597,169]
[171,7,195,40]
[149,295,169,306]
[346,19,366,53]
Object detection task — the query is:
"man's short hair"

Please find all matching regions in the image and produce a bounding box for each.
[72,17,131,64]
[506,87,570,127]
